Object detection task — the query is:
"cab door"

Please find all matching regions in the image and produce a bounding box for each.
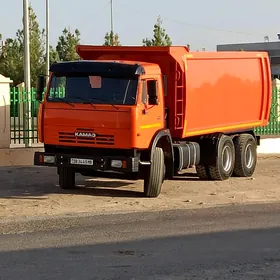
[136,78,165,148]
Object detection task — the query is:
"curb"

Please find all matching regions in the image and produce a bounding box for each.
[2,202,280,235]
[0,147,44,167]
[257,138,280,154]
[0,212,107,235]
[0,210,165,235]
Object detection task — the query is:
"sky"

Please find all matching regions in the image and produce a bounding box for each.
[0,0,280,51]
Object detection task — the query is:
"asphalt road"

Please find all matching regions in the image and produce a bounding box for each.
[1,203,280,280]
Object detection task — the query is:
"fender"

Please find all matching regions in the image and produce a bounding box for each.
[149,129,174,179]
[227,129,260,146]
[243,130,260,146]
[199,133,223,166]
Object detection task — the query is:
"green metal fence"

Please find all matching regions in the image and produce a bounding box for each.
[254,88,280,135]
[10,88,41,145]
[9,87,280,146]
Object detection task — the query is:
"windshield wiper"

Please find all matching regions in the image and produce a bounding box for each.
[71,96,119,110]
[89,98,119,110]
[71,96,95,108]
[54,97,75,107]
[123,80,131,104]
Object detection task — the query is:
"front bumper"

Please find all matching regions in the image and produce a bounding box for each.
[34,152,139,173]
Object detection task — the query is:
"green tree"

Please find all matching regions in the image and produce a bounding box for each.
[0,6,46,86]
[0,33,2,54]
[56,28,81,61]
[142,16,172,46]
[0,33,3,67]
[16,6,46,86]
[49,46,60,65]
[0,33,4,57]
[103,31,121,46]
[0,38,22,85]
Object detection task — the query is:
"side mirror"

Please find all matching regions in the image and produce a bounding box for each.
[147,80,159,105]
[36,75,45,101]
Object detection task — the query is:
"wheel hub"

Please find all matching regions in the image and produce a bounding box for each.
[222,145,232,172]
[245,143,254,169]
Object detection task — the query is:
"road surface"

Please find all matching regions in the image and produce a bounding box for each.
[1,203,280,279]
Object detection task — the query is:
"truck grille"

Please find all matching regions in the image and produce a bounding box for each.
[58,131,115,146]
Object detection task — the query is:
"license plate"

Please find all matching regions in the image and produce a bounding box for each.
[70,158,94,166]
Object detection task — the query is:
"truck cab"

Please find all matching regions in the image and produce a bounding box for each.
[37,60,165,149]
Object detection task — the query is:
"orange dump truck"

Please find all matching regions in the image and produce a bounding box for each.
[34,46,271,197]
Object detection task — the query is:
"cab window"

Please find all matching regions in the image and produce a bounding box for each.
[141,80,158,105]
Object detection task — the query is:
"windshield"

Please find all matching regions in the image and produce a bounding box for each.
[47,74,138,105]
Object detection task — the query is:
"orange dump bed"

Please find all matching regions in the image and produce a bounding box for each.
[76,45,271,139]
[182,51,271,138]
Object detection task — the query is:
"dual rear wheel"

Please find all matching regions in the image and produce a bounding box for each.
[196,133,257,181]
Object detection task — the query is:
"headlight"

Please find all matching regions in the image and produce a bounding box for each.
[111,160,123,168]
[44,155,55,164]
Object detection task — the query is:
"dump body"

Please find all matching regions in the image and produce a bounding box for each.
[182,52,271,138]
[76,46,271,139]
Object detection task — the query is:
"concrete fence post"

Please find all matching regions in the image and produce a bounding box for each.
[272,78,280,122]
[0,74,13,148]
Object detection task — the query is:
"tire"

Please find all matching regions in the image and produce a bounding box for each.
[233,134,257,177]
[144,147,165,198]
[58,167,75,189]
[196,165,210,180]
[209,135,235,181]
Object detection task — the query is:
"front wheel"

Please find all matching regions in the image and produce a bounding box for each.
[58,167,75,189]
[143,147,165,198]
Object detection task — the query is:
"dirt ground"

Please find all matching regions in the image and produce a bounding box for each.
[0,156,279,219]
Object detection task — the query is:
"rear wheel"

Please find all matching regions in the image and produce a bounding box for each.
[58,167,75,189]
[209,135,235,180]
[233,134,257,177]
[144,147,165,198]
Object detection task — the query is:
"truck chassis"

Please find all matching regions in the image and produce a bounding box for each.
[34,129,259,198]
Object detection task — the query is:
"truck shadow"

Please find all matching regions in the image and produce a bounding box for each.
[167,167,201,181]
[0,166,202,200]
[67,179,142,198]
[171,172,200,181]
[0,166,143,199]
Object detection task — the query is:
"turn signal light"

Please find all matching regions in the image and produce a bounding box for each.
[110,160,127,169]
